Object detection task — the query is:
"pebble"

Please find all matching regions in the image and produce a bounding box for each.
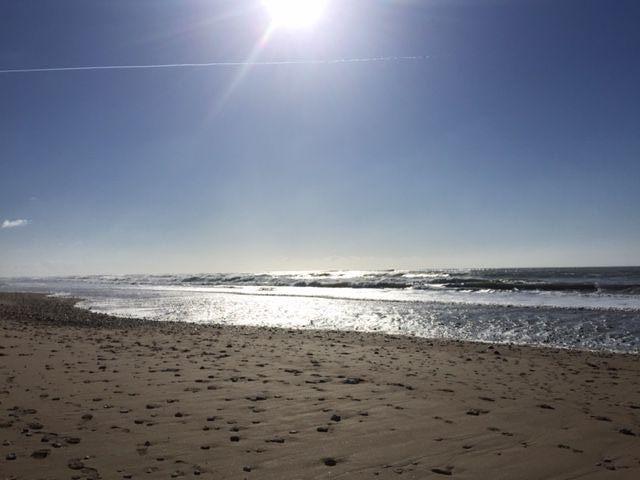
[31,449,50,459]
[68,458,85,470]
[343,377,363,384]
[432,467,453,476]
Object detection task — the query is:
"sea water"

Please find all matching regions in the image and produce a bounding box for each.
[2,267,639,353]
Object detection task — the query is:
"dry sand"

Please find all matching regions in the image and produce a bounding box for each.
[1,292,639,479]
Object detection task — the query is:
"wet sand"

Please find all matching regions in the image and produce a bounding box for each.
[1,292,639,479]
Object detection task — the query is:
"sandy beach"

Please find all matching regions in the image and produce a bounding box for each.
[1,292,639,479]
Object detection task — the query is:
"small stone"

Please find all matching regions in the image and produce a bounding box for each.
[31,449,50,459]
[266,437,285,443]
[323,457,337,467]
[467,408,489,416]
[330,414,341,422]
[6,453,17,460]
[343,378,362,385]
[593,416,611,422]
[246,393,268,401]
[431,467,452,476]
[68,458,85,470]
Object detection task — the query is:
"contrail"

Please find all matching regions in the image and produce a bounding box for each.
[0,55,428,75]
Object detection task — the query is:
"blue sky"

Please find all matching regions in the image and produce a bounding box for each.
[1,0,639,275]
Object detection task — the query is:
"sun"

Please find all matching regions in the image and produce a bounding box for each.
[263,0,328,29]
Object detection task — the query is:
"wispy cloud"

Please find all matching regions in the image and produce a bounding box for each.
[1,219,30,229]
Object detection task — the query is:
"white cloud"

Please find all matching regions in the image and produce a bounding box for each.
[1,219,30,229]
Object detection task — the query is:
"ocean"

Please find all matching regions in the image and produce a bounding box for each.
[2,267,639,353]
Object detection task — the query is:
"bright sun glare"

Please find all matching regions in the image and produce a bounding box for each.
[263,0,328,28]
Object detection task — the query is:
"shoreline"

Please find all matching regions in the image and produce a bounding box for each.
[1,292,639,479]
[5,290,639,357]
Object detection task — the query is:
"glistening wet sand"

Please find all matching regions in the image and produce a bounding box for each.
[1,292,639,479]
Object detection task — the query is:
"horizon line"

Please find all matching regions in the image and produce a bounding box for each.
[2,265,639,279]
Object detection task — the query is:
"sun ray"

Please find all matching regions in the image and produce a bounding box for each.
[211,25,276,115]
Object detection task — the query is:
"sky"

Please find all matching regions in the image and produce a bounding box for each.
[1,0,639,276]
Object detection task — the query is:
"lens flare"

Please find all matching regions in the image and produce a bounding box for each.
[263,0,328,28]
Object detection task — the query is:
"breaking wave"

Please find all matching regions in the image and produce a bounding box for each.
[52,267,640,296]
